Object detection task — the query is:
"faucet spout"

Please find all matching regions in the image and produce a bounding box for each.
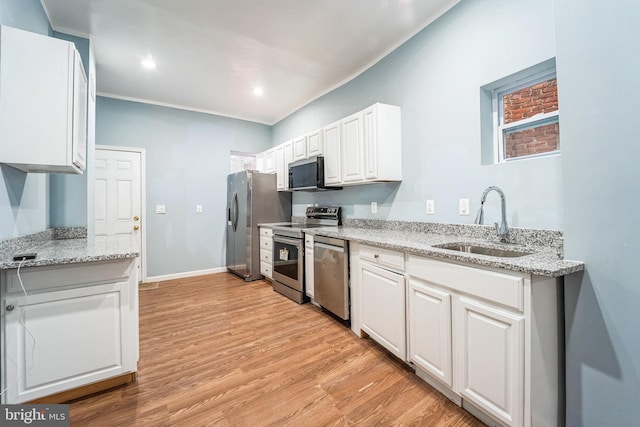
[474,186,510,242]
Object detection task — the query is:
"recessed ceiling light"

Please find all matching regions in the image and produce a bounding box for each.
[141,57,156,70]
[253,87,264,96]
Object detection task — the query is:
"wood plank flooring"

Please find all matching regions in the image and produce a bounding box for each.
[68,273,484,426]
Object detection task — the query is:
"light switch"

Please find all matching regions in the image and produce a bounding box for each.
[371,202,378,214]
[196,205,203,214]
[156,205,166,214]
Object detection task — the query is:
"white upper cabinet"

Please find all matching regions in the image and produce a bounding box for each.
[292,135,307,161]
[275,140,293,191]
[0,26,87,174]
[341,111,365,184]
[322,120,342,185]
[325,103,402,186]
[306,128,324,157]
[363,103,402,182]
[263,148,276,173]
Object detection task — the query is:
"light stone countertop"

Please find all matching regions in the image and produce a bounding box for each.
[0,236,140,270]
[304,226,584,277]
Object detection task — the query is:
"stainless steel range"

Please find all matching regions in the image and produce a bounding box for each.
[271,206,341,304]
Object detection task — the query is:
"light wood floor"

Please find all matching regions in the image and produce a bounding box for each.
[69,273,484,426]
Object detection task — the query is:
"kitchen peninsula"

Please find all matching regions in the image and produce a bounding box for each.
[0,228,140,404]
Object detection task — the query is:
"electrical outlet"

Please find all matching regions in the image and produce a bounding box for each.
[196,205,203,214]
[155,205,166,214]
[426,200,435,215]
[371,202,378,214]
[459,199,470,216]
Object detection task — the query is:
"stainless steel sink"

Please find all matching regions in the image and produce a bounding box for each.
[434,242,533,258]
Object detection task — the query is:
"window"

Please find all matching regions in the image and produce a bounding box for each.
[493,69,559,162]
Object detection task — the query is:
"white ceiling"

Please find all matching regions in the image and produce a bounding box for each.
[41,0,460,125]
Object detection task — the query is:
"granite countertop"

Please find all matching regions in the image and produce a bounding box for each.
[0,234,140,270]
[305,226,584,277]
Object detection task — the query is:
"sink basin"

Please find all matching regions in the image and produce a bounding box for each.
[434,243,533,258]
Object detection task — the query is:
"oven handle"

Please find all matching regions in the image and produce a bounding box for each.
[273,235,303,247]
[314,242,345,253]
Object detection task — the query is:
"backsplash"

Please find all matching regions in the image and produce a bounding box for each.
[295,217,564,256]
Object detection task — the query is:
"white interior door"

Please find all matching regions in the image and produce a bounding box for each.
[94,147,145,280]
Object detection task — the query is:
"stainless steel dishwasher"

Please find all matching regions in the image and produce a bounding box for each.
[314,235,349,320]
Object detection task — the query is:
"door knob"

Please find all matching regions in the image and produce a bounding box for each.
[133,225,140,231]
[133,216,139,221]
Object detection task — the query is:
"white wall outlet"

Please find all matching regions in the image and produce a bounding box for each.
[371,202,378,214]
[196,205,203,214]
[426,199,435,215]
[156,205,166,214]
[459,199,470,216]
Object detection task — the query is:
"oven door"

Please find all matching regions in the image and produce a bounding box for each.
[272,235,304,292]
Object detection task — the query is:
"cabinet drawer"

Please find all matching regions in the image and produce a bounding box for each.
[260,261,272,278]
[260,236,273,251]
[260,228,273,238]
[260,248,272,264]
[407,255,524,311]
[360,244,405,272]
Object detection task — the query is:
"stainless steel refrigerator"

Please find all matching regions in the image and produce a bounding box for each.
[226,170,291,281]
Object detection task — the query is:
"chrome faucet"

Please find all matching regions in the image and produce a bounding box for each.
[474,186,510,243]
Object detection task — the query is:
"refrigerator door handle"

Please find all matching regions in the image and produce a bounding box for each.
[231,192,239,232]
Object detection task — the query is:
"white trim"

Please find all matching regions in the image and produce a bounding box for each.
[145,267,228,283]
[95,145,148,283]
[96,92,273,126]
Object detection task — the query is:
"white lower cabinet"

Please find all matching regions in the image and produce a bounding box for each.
[350,246,562,427]
[1,258,138,404]
[357,244,406,360]
[259,227,274,279]
[408,278,453,387]
[305,234,314,298]
[457,296,524,427]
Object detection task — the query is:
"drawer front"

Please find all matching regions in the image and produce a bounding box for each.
[260,248,272,264]
[260,236,273,251]
[260,228,273,238]
[5,259,136,295]
[407,255,524,311]
[360,244,405,272]
[260,261,272,278]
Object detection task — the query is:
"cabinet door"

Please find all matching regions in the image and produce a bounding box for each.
[263,148,276,173]
[293,135,307,161]
[408,278,453,387]
[306,129,324,157]
[360,261,406,360]
[457,297,524,427]
[323,121,342,185]
[363,105,378,180]
[3,282,134,403]
[341,112,365,183]
[275,145,286,190]
[72,49,87,171]
[284,141,294,190]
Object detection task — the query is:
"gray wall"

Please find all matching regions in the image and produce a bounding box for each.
[96,97,272,277]
[554,0,640,425]
[0,0,51,240]
[272,0,562,230]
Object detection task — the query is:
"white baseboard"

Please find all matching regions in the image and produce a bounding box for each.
[145,267,228,283]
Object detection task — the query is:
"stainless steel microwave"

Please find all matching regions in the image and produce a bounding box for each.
[288,156,341,191]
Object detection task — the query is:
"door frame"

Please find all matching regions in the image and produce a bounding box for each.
[95,145,147,282]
